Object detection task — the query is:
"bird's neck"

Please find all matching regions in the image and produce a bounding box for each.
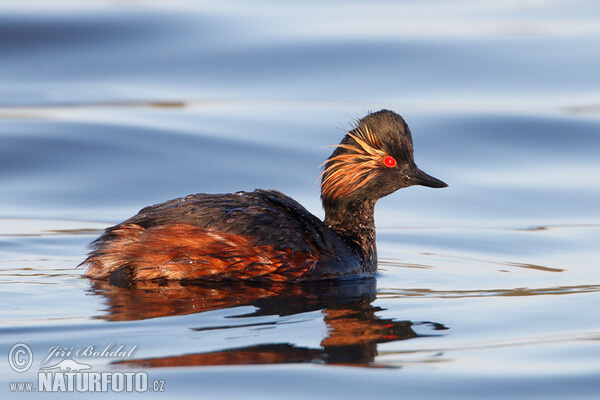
[324,199,377,270]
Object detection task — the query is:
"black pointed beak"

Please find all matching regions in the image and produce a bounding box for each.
[409,167,448,188]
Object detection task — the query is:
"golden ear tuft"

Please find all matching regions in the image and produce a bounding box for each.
[320,124,387,201]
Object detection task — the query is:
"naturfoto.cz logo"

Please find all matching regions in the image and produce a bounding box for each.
[8,342,165,393]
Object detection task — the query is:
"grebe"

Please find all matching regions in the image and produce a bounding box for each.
[81,110,447,282]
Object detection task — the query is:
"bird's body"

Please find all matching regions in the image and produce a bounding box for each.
[84,190,364,281]
[82,110,447,283]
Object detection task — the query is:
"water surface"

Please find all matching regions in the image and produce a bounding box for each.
[1,1,599,399]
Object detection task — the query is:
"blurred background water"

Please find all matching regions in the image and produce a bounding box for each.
[1,0,599,398]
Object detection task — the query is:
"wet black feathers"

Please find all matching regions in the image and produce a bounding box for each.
[96,189,347,256]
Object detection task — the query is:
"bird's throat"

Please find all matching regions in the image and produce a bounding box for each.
[324,199,377,271]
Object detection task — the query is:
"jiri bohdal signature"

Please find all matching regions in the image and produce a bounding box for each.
[39,343,137,365]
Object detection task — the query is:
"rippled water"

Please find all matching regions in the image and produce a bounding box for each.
[1,1,599,399]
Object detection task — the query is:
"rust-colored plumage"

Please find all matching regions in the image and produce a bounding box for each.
[84,223,319,281]
[81,110,447,283]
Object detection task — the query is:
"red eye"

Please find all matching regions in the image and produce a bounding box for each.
[383,156,397,168]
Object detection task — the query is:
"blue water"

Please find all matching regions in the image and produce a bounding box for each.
[1,1,599,398]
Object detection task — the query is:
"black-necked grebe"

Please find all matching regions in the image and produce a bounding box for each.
[81,109,447,282]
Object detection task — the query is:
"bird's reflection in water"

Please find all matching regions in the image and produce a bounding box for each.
[89,278,447,367]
